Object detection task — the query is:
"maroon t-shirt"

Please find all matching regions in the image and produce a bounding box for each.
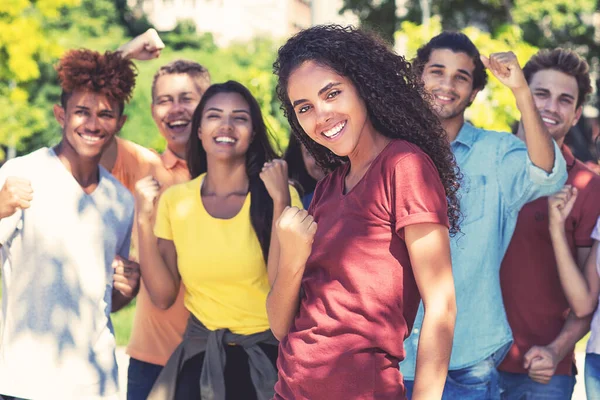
[274,140,449,400]
[500,146,600,376]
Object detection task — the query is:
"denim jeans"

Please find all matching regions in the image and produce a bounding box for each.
[586,353,600,400]
[498,370,575,399]
[127,357,163,400]
[404,353,501,400]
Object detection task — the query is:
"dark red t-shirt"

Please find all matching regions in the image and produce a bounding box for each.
[500,146,600,376]
[274,140,449,400]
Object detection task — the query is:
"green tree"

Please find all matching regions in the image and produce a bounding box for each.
[340,0,397,43]
[0,0,81,159]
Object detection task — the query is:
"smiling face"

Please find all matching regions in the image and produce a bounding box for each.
[53,89,125,160]
[287,61,372,157]
[421,49,479,122]
[152,73,204,155]
[529,69,582,145]
[198,92,253,162]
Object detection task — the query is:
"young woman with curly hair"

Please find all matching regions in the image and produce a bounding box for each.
[266,25,460,399]
[134,81,302,400]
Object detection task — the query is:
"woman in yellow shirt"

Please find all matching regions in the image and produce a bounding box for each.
[135,81,301,400]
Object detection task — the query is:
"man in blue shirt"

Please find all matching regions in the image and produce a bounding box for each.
[401,32,567,399]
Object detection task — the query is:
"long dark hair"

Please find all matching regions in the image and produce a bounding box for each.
[187,80,278,260]
[284,134,316,197]
[274,25,461,235]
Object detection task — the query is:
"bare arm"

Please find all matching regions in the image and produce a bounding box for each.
[409,223,456,400]
[135,176,180,309]
[524,312,590,384]
[260,159,292,286]
[266,207,316,340]
[549,186,600,317]
[117,28,164,60]
[483,52,555,172]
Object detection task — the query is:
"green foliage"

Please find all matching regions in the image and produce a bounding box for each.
[0,0,81,159]
[396,17,539,132]
[345,0,598,61]
[341,0,397,43]
[112,300,136,346]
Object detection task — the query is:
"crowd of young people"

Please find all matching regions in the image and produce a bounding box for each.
[0,21,599,400]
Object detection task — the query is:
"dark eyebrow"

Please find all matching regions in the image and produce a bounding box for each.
[205,107,223,112]
[559,93,576,101]
[232,109,250,114]
[292,82,342,108]
[75,105,90,110]
[457,69,472,78]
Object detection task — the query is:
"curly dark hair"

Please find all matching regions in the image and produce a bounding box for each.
[187,81,278,261]
[274,24,461,235]
[523,48,592,108]
[56,49,137,115]
[413,31,488,92]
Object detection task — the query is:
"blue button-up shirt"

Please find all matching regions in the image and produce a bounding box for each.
[401,122,567,378]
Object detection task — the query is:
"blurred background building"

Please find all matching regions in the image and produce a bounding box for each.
[130,0,357,46]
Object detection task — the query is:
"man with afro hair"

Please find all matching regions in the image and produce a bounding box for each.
[0,48,137,399]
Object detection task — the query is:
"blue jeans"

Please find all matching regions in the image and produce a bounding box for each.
[127,357,163,400]
[586,353,600,400]
[498,370,575,399]
[404,354,501,399]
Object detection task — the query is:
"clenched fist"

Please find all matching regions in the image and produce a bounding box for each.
[112,256,141,298]
[134,175,161,222]
[118,28,165,61]
[0,177,33,219]
[481,51,527,91]
[548,185,578,229]
[277,207,317,271]
[260,159,290,205]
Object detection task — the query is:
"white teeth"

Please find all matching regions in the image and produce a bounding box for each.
[215,136,236,143]
[542,117,558,125]
[437,95,452,101]
[323,121,346,138]
[168,120,189,128]
[80,134,101,143]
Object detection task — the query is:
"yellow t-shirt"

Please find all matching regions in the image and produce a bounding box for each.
[154,173,302,335]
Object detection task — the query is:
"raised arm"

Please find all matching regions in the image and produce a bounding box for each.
[135,176,181,309]
[117,28,165,61]
[549,185,600,317]
[259,159,292,286]
[266,206,316,340]
[409,223,456,400]
[482,52,555,172]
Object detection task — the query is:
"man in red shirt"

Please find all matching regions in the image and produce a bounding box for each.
[499,48,600,398]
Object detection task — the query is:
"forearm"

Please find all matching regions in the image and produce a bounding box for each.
[267,201,290,286]
[412,297,456,400]
[515,88,555,172]
[137,219,179,309]
[548,313,591,362]
[111,290,135,312]
[550,227,596,316]
[266,263,303,340]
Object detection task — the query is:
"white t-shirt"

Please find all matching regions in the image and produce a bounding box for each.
[0,148,134,399]
[588,217,600,355]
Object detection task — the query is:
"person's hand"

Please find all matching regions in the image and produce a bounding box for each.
[134,175,161,223]
[112,256,141,298]
[0,177,33,219]
[481,52,527,91]
[118,28,165,60]
[523,345,560,384]
[548,185,578,229]
[260,159,290,205]
[276,207,317,274]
